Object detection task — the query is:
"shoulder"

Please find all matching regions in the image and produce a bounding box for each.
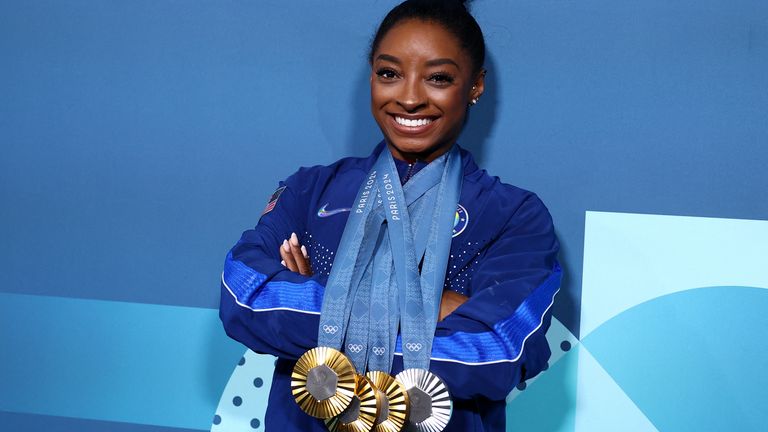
[460,149,549,212]
[458,149,554,233]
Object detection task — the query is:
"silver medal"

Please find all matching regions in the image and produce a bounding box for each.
[395,368,452,432]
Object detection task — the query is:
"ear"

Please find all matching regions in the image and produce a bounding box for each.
[470,69,486,101]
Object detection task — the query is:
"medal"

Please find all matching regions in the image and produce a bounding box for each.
[366,371,410,432]
[395,369,452,432]
[292,347,357,419]
[324,373,381,432]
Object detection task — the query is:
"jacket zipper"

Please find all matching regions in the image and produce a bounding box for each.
[402,161,418,184]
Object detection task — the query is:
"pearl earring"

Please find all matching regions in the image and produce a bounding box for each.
[469,86,479,105]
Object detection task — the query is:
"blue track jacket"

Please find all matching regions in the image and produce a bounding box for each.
[220,143,561,431]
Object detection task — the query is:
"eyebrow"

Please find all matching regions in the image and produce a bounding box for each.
[425,58,460,69]
[375,54,461,70]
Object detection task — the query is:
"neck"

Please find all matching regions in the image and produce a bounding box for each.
[386,142,454,163]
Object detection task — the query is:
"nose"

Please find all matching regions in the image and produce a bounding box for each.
[397,78,427,112]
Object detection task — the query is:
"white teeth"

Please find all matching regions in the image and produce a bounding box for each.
[395,116,433,127]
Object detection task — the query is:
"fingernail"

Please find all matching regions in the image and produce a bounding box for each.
[290,232,299,246]
[282,239,290,252]
[301,245,308,258]
[280,260,286,266]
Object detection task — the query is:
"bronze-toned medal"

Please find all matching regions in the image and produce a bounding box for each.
[395,369,452,432]
[325,373,381,432]
[366,371,410,432]
[292,347,357,419]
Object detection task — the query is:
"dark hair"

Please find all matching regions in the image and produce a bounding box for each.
[369,0,485,73]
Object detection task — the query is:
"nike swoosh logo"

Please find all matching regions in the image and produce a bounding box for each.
[317,203,352,218]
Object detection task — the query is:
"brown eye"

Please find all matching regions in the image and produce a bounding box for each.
[428,73,455,85]
[376,68,399,80]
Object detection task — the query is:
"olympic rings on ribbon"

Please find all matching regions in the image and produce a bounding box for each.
[322,325,339,334]
[405,342,423,352]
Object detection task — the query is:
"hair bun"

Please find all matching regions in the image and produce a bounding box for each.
[370,0,485,72]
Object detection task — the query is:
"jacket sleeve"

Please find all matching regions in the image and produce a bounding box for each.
[427,192,562,401]
[219,169,324,360]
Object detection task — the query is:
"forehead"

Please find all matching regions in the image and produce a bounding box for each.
[374,19,470,66]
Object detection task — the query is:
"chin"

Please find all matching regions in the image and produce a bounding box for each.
[386,139,449,161]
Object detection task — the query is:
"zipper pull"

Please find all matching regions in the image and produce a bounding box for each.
[403,161,418,184]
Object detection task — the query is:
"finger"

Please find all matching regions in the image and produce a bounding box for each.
[280,239,299,272]
[289,232,312,275]
[301,246,314,276]
[299,245,314,276]
[279,239,291,269]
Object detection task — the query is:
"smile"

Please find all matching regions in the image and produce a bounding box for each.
[394,116,433,127]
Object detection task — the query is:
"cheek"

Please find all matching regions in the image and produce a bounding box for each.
[430,89,468,115]
[370,84,396,107]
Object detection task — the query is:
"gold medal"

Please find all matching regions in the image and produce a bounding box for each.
[325,373,381,432]
[366,371,410,432]
[292,347,357,419]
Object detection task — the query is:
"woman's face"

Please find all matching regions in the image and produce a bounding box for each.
[370,19,484,162]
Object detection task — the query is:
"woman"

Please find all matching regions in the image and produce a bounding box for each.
[220,1,561,430]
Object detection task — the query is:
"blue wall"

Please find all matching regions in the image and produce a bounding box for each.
[1,1,767,430]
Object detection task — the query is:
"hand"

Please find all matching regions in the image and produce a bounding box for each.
[279,232,313,276]
[439,290,468,321]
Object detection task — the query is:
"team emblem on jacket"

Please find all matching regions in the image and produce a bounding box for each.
[452,204,468,237]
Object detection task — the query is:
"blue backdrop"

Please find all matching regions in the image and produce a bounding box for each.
[1,1,766,431]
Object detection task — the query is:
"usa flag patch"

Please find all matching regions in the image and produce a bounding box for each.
[262,186,286,215]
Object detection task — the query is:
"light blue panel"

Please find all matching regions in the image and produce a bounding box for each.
[573,346,658,432]
[582,287,768,431]
[581,211,768,337]
[0,293,244,430]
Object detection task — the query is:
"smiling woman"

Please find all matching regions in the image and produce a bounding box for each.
[370,19,485,162]
[219,1,561,431]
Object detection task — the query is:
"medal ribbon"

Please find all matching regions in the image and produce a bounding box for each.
[359,151,446,372]
[317,169,379,351]
[379,146,462,370]
[317,145,462,373]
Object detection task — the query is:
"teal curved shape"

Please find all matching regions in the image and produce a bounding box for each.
[0,293,245,430]
[582,286,768,432]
